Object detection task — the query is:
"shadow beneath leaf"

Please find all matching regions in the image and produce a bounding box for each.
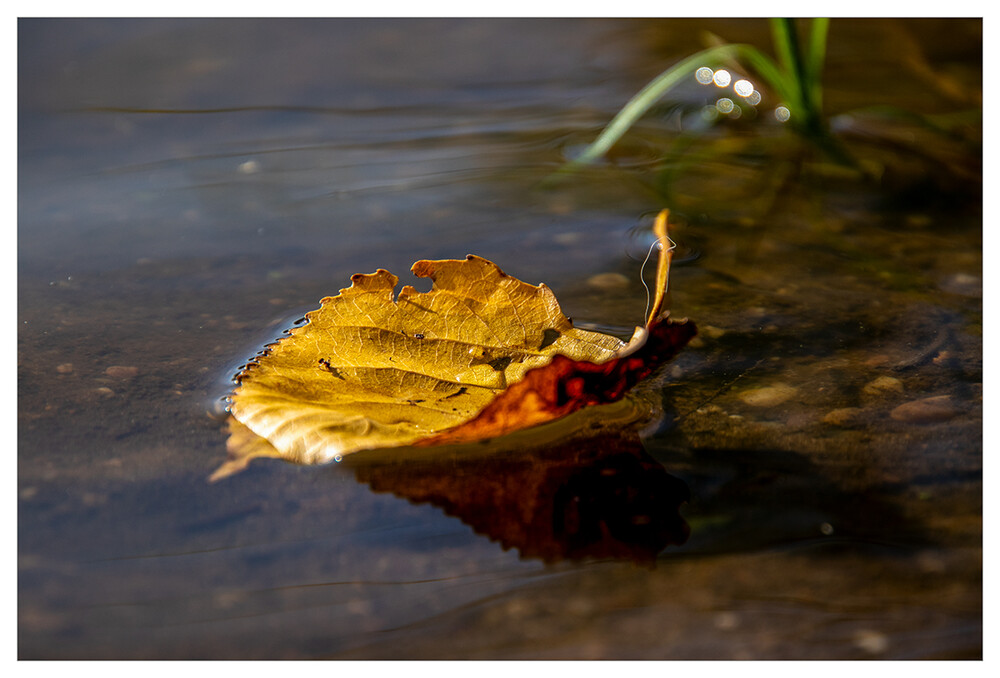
[342,426,690,564]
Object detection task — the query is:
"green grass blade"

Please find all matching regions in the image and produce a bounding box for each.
[732,44,793,104]
[770,17,829,133]
[567,44,739,166]
[805,18,830,111]
[769,18,797,78]
[776,19,810,107]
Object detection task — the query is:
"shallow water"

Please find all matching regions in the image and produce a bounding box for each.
[18,18,981,659]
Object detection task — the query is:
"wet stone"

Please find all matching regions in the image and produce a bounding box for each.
[55,363,73,374]
[552,231,582,245]
[822,407,864,427]
[713,611,740,630]
[932,350,954,366]
[586,272,630,290]
[237,159,260,174]
[890,395,961,424]
[853,629,890,655]
[939,272,982,298]
[864,354,891,368]
[694,404,723,415]
[862,375,904,398]
[738,384,798,407]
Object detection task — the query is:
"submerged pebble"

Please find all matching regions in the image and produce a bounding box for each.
[586,272,630,290]
[738,384,798,407]
[713,611,740,630]
[890,395,961,424]
[853,629,889,655]
[552,231,581,245]
[105,365,139,378]
[823,407,864,427]
[939,272,982,298]
[55,363,73,374]
[862,375,904,397]
[695,404,723,416]
[237,159,260,174]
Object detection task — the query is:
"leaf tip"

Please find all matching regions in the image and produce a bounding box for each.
[410,260,433,278]
[646,209,675,327]
[208,457,248,483]
[344,268,400,297]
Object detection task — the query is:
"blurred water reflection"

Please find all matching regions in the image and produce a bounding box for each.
[349,427,691,564]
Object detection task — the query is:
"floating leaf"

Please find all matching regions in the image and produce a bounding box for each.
[217,210,695,479]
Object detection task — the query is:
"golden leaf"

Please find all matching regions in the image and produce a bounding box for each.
[218,210,695,479]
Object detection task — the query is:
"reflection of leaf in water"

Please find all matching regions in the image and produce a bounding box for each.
[215,210,695,479]
[347,410,690,564]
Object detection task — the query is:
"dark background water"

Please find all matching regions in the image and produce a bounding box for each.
[18,18,981,659]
